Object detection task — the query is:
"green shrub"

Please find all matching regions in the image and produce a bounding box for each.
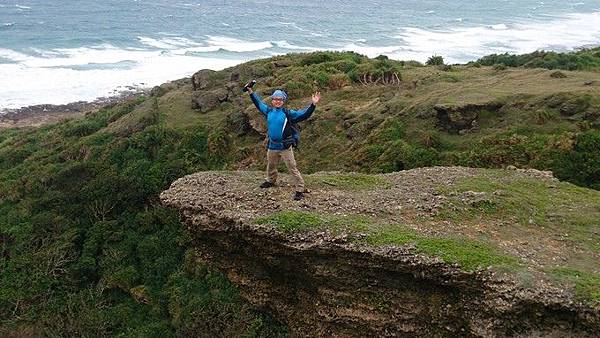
[297,51,364,67]
[550,70,567,78]
[351,58,402,84]
[284,80,313,97]
[493,64,507,71]
[299,51,336,66]
[207,127,231,165]
[328,73,350,89]
[330,59,359,73]
[426,55,444,66]
[562,130,600,189]
[477,47,600,70]
[381,119,405,142]
[62,118,106,137]
[0,146,34,169]
[403,145,440,169]
[310,70,331,88]
[107,96,146,123]
[463,134,532,167]
[418,130,442,148]
[535,109,559,124]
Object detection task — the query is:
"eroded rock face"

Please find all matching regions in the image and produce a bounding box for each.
[435,103,503,134]
[160,168,599,337]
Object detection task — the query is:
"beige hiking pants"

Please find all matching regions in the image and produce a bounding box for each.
[266,148,305,192]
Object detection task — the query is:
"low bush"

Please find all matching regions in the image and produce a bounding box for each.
[426,55,444,66]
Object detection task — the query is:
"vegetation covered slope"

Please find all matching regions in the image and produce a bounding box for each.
[1,49,599,336]
[0,100,288,336]
[163,50,600,188]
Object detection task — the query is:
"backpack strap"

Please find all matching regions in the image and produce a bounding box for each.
[282,108,294,139]
[282,108,292,121]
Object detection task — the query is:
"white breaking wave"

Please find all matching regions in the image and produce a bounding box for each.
[390,11,600,63]
[490,24,508,30]
[139,35,273,53]
[138,36,204,49]
[312,12,600,63]
[0,48,33,62]
[138,37,187,49]
[0,45,243,109]
[200,35,273,52]
[274,40,317,51]
[0,34,283,109]
[338,43,400,58]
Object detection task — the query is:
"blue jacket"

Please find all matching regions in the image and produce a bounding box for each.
[250,92,315,150]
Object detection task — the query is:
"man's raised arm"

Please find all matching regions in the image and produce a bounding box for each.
[290,91,321,122]
[248,88,269,116]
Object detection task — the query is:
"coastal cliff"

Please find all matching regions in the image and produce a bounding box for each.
[3,50,600,336]
[160,167,600,337]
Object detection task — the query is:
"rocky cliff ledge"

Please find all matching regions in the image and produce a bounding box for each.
[160,167,599,337]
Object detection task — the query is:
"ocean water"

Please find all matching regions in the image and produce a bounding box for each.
[1,0,599,110]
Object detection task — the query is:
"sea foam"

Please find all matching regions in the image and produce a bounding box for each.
[0,45,243,109]
[139,35,273,53]
[391,11,600,63]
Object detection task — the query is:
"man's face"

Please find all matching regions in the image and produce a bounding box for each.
[272,97,284,108]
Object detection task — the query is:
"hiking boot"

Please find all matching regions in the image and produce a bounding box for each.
[293,191,304,201]
[260,181,275,188]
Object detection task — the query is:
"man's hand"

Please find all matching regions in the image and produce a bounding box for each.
[247,87,253,94]
[311,91,321,105]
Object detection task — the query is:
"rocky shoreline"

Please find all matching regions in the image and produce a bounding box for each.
[0,89,149,128]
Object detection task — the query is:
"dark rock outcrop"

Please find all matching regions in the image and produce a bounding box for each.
[273,59,293,68]
[435,102,503,134]
[191,88,231,113]
[190,69,239,112]
[160,168,599,338]
[230,71,241,83]
[192,69,215,91]
[150,85,166,97]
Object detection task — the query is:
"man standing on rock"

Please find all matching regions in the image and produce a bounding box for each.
[246,85,320,200]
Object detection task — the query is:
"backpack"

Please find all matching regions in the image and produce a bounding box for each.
[282,108,301,149]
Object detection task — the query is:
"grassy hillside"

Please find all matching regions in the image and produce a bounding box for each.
[1,49,599,336]
[150,50,600,188]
